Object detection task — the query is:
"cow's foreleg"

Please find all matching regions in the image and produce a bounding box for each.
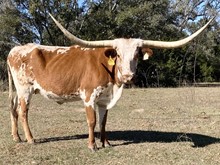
[18,97,34,143]
[85,106,97,151]
[98,106,111,148]
[10,96,21,142]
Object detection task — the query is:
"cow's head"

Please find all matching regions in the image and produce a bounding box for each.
[111,39,153,83]
[49,14,213,84]
[104,42,153,83]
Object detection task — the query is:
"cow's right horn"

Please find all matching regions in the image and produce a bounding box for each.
[142,17,215,49]
[49,13,113,48]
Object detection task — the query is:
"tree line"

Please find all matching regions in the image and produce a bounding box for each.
[0,0,219,90]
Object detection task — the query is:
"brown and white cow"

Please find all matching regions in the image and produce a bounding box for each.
[7,14,213,151]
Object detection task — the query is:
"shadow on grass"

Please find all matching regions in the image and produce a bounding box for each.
[36,130,220,148]
[107,130,220,147]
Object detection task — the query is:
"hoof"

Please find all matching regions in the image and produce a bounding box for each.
[27,139,35,144]
[13,137,22,143]
[102,140,112,148]
[104,143,112,148]
[88,144,98,152]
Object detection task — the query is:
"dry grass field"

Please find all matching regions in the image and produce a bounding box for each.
[0,87,220,165]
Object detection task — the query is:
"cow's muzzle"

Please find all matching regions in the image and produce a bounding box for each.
[122,74,134,84]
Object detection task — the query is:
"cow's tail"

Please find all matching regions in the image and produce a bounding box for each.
[7,64,18,112]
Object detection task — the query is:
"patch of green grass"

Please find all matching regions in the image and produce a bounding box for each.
[1,88,220,165]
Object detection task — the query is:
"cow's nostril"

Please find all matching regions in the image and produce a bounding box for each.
[122,74,134,83]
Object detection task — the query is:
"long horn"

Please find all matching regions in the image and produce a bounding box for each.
[142,18,215,49]
[49,13,113,47]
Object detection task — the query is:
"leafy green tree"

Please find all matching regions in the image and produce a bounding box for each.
[13,0,84,45]
[0,0,22,89]
[169,0,220,85]
[81,0,176,39]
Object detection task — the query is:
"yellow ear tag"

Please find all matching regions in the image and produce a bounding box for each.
[108,56,115,66]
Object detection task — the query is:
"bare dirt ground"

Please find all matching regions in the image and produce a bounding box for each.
[0,87,220,165]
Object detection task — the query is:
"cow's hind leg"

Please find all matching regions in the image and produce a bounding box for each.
[98,105,111,148]
[17,95,34,143]
[10,96,21,142]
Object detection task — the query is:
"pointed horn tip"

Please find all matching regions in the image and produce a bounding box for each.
[206,17,215,24]
[48,13,56,21]
[48,13,52,18]
[204,16,216,26]
[210,16,216,23]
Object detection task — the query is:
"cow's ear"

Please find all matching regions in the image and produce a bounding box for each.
[142,48,153,60]
[104,49,117,58]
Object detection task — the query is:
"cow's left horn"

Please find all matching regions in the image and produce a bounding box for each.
[142,17,215,49]
[49,13,113,47]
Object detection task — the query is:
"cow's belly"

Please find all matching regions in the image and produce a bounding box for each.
[34,81,81,103]
[41,91,82,103]
[34,81,123,109]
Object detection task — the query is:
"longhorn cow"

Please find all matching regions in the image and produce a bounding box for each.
[7,14,213,151]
